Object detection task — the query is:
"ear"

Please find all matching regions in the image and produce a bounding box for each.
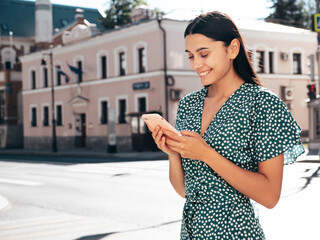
[228,39,240,60]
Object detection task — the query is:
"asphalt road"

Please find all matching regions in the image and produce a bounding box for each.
[0,155,319,240]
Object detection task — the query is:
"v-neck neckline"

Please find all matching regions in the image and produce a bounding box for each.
[199,82,247,137]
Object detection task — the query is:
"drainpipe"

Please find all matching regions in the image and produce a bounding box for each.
[157,16,169,121]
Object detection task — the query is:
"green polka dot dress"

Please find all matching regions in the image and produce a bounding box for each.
[175,82,305,240]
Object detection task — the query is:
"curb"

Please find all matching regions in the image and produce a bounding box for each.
[0,195,9,211]
[0,150,169,162]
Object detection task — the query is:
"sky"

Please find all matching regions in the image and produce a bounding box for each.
[37,0,273,21]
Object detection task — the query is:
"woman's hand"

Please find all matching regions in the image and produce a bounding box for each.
[163,130,211,160]
[151,125,180,157]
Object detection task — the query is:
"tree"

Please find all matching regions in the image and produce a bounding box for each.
[102,0,148,30]
[265,0,312,28]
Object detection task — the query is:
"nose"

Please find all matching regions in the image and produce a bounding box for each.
[192,56,203,70]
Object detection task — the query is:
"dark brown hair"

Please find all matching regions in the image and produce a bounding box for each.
[184,11,261,86]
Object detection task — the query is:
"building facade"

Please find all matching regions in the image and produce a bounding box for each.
[19,11,317,152]
[0,0,102,148]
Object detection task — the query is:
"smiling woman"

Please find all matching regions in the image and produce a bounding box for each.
[150,11,305,240]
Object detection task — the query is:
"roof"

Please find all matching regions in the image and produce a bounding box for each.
[0,0,103,38]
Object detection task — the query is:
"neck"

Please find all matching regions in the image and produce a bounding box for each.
[207,72,245,99]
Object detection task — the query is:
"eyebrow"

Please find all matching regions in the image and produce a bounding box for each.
[185,47,209,53]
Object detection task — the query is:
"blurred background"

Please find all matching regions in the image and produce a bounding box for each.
[0,0,319,239]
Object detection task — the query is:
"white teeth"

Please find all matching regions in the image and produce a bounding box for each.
[199,70,211,77]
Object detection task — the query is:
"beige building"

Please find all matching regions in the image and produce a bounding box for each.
[20,7,317,152]
[0,0,102,148]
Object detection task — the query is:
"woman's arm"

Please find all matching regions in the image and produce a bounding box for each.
[203,148,284,209]
[168,153,186,198]
[152,126,186,198]
[164,130,284,209]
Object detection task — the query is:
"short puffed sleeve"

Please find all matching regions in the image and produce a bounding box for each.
[250,91,305,165]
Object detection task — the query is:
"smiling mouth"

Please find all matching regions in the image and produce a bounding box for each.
[198,69,212,78]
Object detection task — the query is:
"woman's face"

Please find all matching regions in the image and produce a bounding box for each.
[185,33,233,86]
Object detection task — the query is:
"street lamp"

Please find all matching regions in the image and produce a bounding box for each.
[41,44,57,152]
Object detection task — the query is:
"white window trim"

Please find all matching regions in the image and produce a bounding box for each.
[29,104,38,127]
[133,41,148,74]
[134,93,148,112]
[98,97,110,124]
[96,50,109,79]
[73,55,85,83]
[252,44,269,74]
[28,66,37,89]
[54,101,64,126]
[1,47,15,66]
[116,95,129,124]
[114,46,127,76]
[40,65,48,88]
[271,47,278,74]
[41,103,50,126]
[290,47,305,74]
[53,60,63,86]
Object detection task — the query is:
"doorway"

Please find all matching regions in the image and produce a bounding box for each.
[75,113,86,147]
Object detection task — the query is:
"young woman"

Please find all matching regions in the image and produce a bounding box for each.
[151,11,305,239]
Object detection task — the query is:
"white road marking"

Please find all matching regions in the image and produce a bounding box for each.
[0,178,43,186]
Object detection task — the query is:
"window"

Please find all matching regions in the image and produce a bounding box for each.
[31,70,36,89]
[293,53,302,74]
[56,105,62,126]
[256,51,264,73]
[56,65,62,86]
[31,107,37,127]
[43,67,48,87]
[138,97,146,112]
[269,52,274,74]
[119,52,126,76]
[100,101,108,124]
[43,106,49,126]
[0,91,5,125]
[5,61,11,70]
[77,61,83,83]
[138,47,146,73]
[101,56,107,79]
[118,99,127,124]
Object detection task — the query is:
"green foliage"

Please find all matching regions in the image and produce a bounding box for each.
[102,0,148,30]
[266,0,315,29]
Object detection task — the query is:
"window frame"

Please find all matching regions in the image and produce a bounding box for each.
[98,97,110,125]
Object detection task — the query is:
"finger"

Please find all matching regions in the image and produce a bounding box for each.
[180,130,199,137]
[165,137,181,148]
[152,125,160,139]
[154,128,163,144]
[162,128,182,141]
[167,144,181,154]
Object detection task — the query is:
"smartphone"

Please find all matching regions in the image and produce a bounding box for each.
[141,113,181,136]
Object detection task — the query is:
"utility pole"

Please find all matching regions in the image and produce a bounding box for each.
[41,45,57,152]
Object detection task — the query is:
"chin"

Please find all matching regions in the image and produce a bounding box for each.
[201,78,215,87]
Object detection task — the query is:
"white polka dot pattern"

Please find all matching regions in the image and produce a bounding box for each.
[175,82,305,239]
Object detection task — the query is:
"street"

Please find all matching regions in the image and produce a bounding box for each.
[0,155,319,240]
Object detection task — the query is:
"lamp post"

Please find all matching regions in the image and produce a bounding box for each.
[41,44,57,152]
